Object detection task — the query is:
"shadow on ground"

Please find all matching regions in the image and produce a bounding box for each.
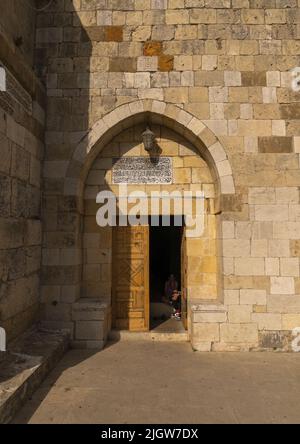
[12,340,300,424]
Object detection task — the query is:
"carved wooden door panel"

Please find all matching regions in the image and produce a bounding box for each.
[112,224,149,331]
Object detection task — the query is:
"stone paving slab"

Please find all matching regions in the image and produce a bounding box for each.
[12,340,300,424]
[0,328,69,424]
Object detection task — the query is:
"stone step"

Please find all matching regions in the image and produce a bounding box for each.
[108,329,189,343]
[0,328,69,424]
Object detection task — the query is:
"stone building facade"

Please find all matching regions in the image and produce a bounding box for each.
[1,0,300,351]
[0,0,45,341]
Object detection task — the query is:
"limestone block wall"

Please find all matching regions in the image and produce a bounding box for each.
[37,1,300,350]
[0,0,37,67]
[0,5,45,342]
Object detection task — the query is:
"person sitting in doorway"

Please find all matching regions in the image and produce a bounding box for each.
[171,290,181,321]
[163,274,178,304]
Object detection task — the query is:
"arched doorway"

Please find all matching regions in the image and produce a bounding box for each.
[82,121,220,335]
[42,100,236,349]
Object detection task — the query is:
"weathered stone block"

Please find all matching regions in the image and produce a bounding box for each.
[158,55,174,72]
[280,258,299,277]
[228,305,252,323]
[240,289,267,305]
[82,26,105,42]
[258,137,293,153]
[224,290,239,305]
[241,72,266,86]
[97,10,112,25]
[267,295,300,314]
[270,277,295,295]
[290,240,300,257]
[26,220,42,246]
[190,9,216,24]
[72,300,108,321]
[0,175,11,217]
[109,57,137,72]
[132,26,151,41]
[137,56,158,71]
[36,28,63,44]
[76,321,105,341]
[152,25,175,41]
[282,314,300,330]
[0,135,11,175]
[143,41,162,56]
[265,258,280,276]
[252,313,282,331]
[223,239,250,258]
[235,258,265,276]
[254,205,289,222]
[259,331,290,350]
[165,87,189,104]
[191,341,212,352]
[166,10,189,24]
[105,26,123,42]
[193,311,227,323]
[220,323,258,344]
[192,323,220,342]
[249,187,276,205]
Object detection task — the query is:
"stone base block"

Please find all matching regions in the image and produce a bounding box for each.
[72,299,111,348]
[191,323,220,343]
[191,341,212,352]
[76,320,105,341]
[190,303,227,350]
[72,299,109,321]
[258,331,291,351]
[212,343,252,352]
[220,323,258,345]
[191,303,227,323]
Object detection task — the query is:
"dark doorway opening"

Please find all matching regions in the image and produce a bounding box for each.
[149,216,184,332]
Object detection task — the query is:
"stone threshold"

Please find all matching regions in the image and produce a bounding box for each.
[0,327,70,424]
[108,329,189,342]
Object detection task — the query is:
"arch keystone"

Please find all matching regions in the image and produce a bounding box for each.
[152,100,166,115]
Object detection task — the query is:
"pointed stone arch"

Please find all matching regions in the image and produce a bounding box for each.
[63,100,235,203]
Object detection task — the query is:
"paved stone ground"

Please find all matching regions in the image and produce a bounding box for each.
[13,340,300,424]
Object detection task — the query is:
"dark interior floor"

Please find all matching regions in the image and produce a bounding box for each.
[150,316,186,333]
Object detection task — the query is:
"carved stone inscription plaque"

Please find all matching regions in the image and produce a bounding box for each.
[112,157,172,184]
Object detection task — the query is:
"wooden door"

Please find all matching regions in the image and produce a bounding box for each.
[112,224,149,331]
[181,227,188,330]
